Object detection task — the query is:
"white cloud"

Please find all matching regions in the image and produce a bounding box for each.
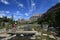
[0,11,5,14]
[7,16,11,18]
[13,15,16,18]
[0,10,10,17]
[5,11,10,14]
[16,11,21,15]
[16,11,20,13]
[14,15,23,20]
[0,10,10,14]
[28,9,34,14]
[14,11,23,16]
[18,4,24,8]
[29,2,36,14]
[15,11,20,15]
[1,0,10,5]
[14,0,24,8]
[32,3,35,6]
[0,13,6,17]
[25,13,29,16]
[0,11,6,17]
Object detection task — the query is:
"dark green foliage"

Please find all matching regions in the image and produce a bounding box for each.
[0,16,15,28]
[37,3,60,36]
[38,3,60,25]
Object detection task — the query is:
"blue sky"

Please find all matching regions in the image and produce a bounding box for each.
[0,0,60,20]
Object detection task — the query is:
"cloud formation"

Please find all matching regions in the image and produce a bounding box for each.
[0,10,10,17]
[18,4,24,8]
[0,10,10,14]
[1,0,10,5]
[32,3,35,6]
[0,14,6,17]
[25,13,29,16]
[5,11,10,14]
[14,11,23,16]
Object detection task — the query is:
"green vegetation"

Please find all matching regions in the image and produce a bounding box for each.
[0,16,15,28]
[37,3,60,36]
[0,3,60,40]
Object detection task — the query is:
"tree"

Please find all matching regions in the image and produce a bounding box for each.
[37,3,60,36]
